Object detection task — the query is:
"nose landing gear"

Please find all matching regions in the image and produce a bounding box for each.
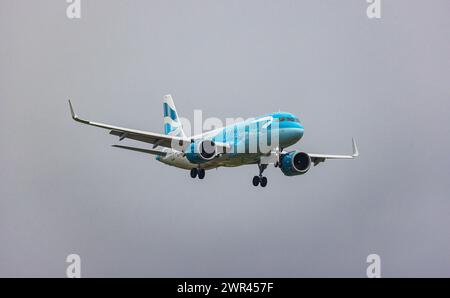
[190,168,205,179]
[260,176,267,187]
[252,164,268,187]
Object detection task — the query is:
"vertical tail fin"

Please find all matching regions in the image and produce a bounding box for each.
[163,94,186,138]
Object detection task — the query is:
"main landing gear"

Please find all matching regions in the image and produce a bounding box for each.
[190,168,205,179]
[252,164,268,187]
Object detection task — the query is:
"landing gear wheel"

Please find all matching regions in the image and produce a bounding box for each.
[198,169,205,179]
[260,176,268,187]
[253,163,268,187]
[252,176,260,186]
[190,168,198,178]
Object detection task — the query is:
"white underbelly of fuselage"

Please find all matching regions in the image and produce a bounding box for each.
[157,151,261,170]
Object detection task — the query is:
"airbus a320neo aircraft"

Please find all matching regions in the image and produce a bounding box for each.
[69,95,358,187]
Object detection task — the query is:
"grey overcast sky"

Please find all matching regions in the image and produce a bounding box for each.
[1,0,450,277]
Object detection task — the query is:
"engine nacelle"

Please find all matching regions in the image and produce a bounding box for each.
[185,140,217,164]
[279,151,311,176]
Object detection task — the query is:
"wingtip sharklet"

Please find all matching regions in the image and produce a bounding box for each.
[68,100,89,124]
[68,99,77,119]
[352,138,359,158]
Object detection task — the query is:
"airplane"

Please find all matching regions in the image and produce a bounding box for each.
[68,94,358,187]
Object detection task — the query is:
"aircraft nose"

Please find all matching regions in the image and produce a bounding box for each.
[297,126,304,139]
[294,125,304,141]
[279,124,304,147]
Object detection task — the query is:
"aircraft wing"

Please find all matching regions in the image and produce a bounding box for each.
[68,100,191,149]
[307,138,359,166]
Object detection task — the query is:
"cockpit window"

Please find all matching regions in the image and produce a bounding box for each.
[278,116,300,123]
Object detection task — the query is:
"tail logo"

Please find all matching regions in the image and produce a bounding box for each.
[163,94,186,138]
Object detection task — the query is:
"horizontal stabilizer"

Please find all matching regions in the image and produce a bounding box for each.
[112,145,167,156]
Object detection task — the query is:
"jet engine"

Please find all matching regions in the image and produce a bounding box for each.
[279,151,311,176]
[185,140,217,164]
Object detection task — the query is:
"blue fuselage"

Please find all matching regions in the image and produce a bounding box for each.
[156,112,305,169]
[209,112,304,152]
